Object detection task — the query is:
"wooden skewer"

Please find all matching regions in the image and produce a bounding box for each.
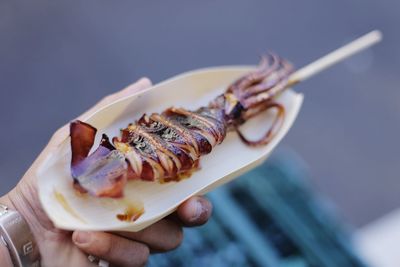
[288,30,382,86]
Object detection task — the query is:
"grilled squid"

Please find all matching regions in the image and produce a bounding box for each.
[70,53,293,198]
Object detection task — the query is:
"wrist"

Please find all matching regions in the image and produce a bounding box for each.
[0,237,13,267]
[2,177,49,240]
[1,187,42,267]
[4,183,49,243]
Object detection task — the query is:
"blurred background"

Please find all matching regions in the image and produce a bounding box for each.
[0,1,399,265]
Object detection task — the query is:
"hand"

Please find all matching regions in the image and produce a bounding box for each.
[0,78,213,267]
[0,241,12,267]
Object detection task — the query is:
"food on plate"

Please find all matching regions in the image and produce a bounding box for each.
[70,53,293,198]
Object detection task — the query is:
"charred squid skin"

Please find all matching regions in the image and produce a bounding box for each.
[137,115,195,171]
[70,120,97,167]
[195,107,227,144]
[227,56,292,146]
[69,107,228,197]
[70,121,128,198]
[149,113,201,159]
[120,109,226,181]
[168,108,219,139]
[120,128,166,181]
[130,125,182,178]
[162,109,217,154]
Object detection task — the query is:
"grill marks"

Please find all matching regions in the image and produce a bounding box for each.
[70,53,292,198]
[113,108,227,182]
[70,107,227,197]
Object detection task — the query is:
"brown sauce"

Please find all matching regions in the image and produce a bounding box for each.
[159,167,199,183]
[116,200,144,222]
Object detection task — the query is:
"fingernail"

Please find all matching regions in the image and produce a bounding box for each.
[190,199,205,222]
[73,231,91,245]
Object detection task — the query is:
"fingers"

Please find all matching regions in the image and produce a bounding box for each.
[115,197,212,253]
[97,77,152,107]
[73,231,149,267]
[118,77,152,98]
[78,77,152,121]
[0,240,13,267]
[176,196,213,227]
[70,197,211,267]
[47,77,152,149]
[117,219,183,253]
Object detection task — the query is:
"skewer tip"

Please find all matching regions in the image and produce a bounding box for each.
[368,30,383,43]
[288,29,383,85]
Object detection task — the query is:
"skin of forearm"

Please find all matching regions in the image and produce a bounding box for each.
[0,241,13,267]
[2,186,49,245]
[0,194,15,267]
[0,188,46,262]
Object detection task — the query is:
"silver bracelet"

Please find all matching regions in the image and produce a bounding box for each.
[0,204,40,267]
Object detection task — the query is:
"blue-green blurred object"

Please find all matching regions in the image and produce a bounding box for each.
[148,149,367,267]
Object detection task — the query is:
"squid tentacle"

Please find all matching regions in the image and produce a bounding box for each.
[235,102,285,147]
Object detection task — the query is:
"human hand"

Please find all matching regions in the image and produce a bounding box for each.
[0,78,212,267]
[0,240,13,267]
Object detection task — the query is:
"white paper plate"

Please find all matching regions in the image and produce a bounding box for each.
[37,66,303,232]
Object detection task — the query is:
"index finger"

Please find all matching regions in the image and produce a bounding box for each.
[49,77,152,148]
[31,78,152,169]
[78,77,152,122]
[0,241,13,267]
